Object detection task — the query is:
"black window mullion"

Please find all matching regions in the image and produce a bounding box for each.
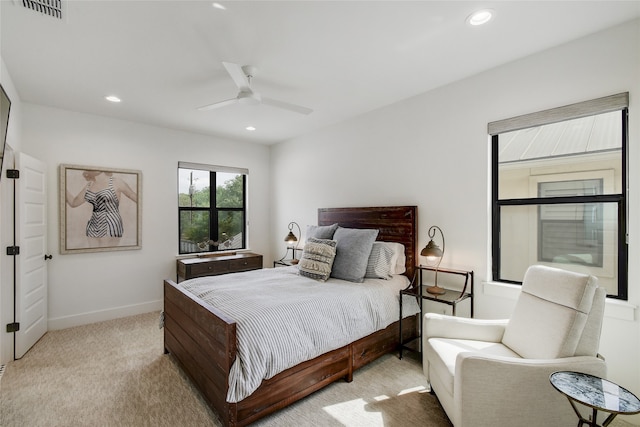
[498,194,623,206]
[210,171,218,251]
[617,200,628,299]
[241,174,247,248]
[618,108,629,299]
[491,134,500,282]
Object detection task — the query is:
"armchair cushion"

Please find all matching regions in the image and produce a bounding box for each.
[501,265,598,359]
[426,338,520,396]
[425,313,508,343]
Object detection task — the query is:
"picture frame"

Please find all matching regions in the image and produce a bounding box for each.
[59,164,142,254]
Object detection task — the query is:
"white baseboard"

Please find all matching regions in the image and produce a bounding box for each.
[47,300,163,330]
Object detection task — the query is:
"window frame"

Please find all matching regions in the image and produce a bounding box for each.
[177,162,248,255]
[489,94,629,299]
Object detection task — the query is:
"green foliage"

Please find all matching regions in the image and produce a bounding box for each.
[178,187,210,207]
[217,175,243,208]
[180,211,209,244]
[218,211,242,240]
[179,173,245,252]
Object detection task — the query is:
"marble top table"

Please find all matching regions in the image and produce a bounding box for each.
[550,371,640,427]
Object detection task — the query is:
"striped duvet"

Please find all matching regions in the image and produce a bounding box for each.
[179,265,420,403]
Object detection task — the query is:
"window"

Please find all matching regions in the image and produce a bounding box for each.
[537,178,604,266]
[178,162,248,255]
[490,93,628,298]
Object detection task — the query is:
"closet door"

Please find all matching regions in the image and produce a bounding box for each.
[15,152,47,359]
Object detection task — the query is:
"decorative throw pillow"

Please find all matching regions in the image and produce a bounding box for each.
[331,227,379,283]
[306,223,339,240]
[298,238,337,282]
[365,241,394,279]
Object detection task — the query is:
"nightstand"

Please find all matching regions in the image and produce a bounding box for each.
[177,252,263,282]
[273,259,298,268]
[399,265,473,358]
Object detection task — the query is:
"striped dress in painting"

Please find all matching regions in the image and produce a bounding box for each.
[84,177,124,237]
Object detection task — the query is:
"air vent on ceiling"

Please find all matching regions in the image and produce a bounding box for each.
[22,0,64,20]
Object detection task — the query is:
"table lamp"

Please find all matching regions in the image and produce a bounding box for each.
[421,225,446,295]
[284,221,301,264]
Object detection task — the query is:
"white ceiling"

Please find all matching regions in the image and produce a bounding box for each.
[2,1,639,145]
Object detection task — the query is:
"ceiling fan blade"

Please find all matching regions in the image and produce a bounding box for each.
[223,62,250,91]
[261,97,313,115]
[197,98,238,111]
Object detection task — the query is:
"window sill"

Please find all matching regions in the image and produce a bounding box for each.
[482,281,637,322]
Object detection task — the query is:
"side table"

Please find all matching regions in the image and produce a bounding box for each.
[399,265,473,358]
[550,371,640,427]
[273,259,298,268]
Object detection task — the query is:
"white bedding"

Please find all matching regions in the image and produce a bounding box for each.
[179,266,420,402]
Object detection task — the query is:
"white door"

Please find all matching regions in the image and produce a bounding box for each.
[0,147,16,363]
[15,152,47,359]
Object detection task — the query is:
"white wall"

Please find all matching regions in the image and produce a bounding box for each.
[271,19,640,423]
[19,105,271,330]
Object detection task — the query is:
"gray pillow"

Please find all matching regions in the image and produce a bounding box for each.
[306,223,339,240]
[331,227,379,282]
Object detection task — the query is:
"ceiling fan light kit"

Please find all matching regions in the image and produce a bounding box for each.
[198,62,313,115]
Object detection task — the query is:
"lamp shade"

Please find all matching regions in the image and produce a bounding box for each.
[421,240,443,259]
[284,231,298,245]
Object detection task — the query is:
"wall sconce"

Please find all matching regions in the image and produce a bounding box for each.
[283,221,301,264]
[421,225,446,295]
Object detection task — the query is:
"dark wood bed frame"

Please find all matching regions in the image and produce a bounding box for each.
[163,206,419,426]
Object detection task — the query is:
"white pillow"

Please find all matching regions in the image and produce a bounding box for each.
[384,242,406,274]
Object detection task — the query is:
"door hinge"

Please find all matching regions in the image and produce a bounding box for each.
[6,169,19,179]
[6,322,20,333]
[6,246,20,256]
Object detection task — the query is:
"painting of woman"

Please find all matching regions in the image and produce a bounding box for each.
[61,165,141,253]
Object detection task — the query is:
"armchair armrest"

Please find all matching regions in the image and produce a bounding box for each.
[455,353,607,427]
[424,313,509,342]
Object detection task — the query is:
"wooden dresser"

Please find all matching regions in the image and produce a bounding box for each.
[176,252,263,282]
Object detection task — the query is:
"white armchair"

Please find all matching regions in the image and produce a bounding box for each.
[423,265,607,427]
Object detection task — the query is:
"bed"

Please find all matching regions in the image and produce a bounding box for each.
[163,206,419,426]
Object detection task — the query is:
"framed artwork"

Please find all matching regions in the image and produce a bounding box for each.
[59,164,142,254]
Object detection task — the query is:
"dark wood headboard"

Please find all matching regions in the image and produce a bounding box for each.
[318,206,418,279]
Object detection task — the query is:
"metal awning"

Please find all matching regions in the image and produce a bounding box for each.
[498,110,621,164]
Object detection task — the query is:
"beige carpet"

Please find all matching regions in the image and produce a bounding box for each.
[0,311,452,427]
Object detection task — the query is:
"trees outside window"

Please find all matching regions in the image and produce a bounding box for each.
[178,163,247,255]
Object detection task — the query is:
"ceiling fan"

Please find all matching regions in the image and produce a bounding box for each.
[198,62,313,115]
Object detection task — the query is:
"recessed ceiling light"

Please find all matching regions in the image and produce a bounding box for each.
[467,9,493,26]
[245,126,256,131]
[105,95,121,103]
[212,2,226,10]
